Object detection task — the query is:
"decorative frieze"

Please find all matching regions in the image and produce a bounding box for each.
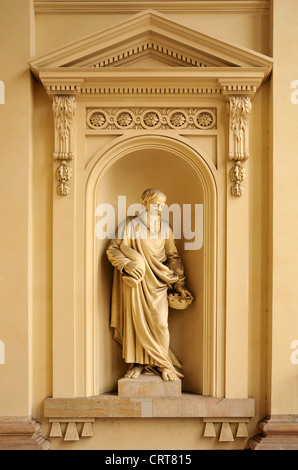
[53,96,76,196]
[87,107,217,131]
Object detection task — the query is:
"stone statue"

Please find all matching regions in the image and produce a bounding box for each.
[106,188,193,382]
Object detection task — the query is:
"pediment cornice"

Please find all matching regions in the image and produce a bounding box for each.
[29,10,272,98]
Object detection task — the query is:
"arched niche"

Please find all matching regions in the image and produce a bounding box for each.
[85,134,220,397]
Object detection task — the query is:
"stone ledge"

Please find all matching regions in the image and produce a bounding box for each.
[44,393,255,442]
[44,393,255,419]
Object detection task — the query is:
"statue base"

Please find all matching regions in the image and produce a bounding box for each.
[118,373,181,397]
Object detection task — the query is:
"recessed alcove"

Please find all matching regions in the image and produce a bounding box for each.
[85,134,219,398]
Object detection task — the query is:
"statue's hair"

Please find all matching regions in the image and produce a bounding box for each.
[141,188,167,206]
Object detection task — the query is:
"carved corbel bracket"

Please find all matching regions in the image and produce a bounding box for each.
[52,95,76,196]
[226,95,251,197]
[227,95,252,162]
[219,81,255,197]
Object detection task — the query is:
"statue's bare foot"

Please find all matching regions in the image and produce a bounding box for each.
[159,367,179,381]
[124,364,144,379]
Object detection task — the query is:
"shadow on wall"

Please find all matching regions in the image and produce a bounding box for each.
[0,81,4,104]
[0,341,5,364]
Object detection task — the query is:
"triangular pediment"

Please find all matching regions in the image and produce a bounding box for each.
[29,10,273,74]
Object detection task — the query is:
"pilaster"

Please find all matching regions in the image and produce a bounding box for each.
[220,84,254,398]
[52,93,78,398]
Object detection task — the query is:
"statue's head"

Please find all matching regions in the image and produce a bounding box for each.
[141,188,167,215]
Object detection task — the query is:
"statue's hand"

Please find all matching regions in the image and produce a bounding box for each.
[124,261,144,280]
[175,284,193,301]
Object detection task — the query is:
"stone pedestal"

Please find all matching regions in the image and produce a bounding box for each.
[118,374,181,397]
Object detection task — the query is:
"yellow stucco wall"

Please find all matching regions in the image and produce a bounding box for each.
[0,0,35,417]
[270,0,298,415]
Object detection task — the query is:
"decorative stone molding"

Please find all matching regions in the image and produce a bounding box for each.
[34,1,271,14]
[48,417,251,443]
[88,41,211,68]
[46,83,82,97]
[53,96,76,196]
[87,107,217,131]
[81,85,222,97]
[0,417,50,450]
[230,161,246,197]
[203,418,249,442]
[249,415,298,450]
[55,161,73,196]
[49,419,95,441]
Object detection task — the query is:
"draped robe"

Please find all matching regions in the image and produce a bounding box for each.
[106,215,185,376]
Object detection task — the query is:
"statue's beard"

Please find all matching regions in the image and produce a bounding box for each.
[147,212,161,234]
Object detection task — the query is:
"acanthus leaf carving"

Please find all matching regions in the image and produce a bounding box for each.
[228,96,251,161]
[53,96,76,196]
[53,95,76,161]
[225,95,251,198]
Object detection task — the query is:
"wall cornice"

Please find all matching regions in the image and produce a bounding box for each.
[34,1,270,14]
[37,68,268,100]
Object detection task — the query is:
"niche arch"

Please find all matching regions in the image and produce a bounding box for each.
[84,133,222,397]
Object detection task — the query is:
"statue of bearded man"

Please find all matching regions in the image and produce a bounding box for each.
[106,188,193,382]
